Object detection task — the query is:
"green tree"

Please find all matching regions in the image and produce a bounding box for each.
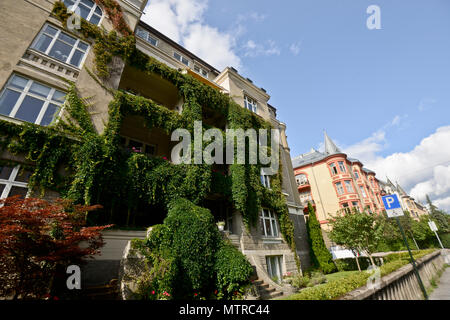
[426,195,449,233]
[329,209,382,268]
[306,203,336,274]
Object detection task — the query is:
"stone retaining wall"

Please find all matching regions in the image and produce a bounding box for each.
[340,250,448,300]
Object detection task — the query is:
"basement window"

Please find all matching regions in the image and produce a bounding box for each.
[0,165,31,199]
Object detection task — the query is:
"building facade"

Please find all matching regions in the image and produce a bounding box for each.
[0,0,309,292]
[292,132,384,239]
[378,178,428,219]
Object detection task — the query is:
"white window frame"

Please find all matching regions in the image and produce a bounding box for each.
[63,0,103,26]
[360,185,367,198]
[336,182,345,195]
[354,170,359,179]
[173,52,189,66]
[31,23,90,68]
[135,27,158,46]
[266,256,283,284]
[260,168,271,189]
[244,95,257,113]
[260,209,279,238]
[120,135,157,156]
[193,65,208,78]
[329,163,338,175]
[0,74,65,126]
[344,180,354,193]
[338,161,346,173]
[0,165,30,199]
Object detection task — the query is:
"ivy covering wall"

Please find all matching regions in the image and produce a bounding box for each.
[0,1,301,270]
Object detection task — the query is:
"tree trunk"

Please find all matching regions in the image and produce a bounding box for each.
[367,251,376,268]
[355,254,361,272]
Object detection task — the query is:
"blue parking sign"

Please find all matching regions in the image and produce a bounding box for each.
[382,194,403,218]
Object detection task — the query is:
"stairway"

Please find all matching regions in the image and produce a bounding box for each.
[82,279,120,300]
[252,279,283,300]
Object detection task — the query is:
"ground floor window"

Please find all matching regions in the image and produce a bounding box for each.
[0,165,31,199]
[266,255,283,284]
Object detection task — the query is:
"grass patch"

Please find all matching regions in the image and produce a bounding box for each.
[284,249,436,300]
[325,271,360,283]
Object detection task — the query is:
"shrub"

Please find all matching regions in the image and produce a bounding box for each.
[306,203,336,274]
[0,196,111,299]
[132,197,253,300]
[214,242,253,300]
[334,257,383,272]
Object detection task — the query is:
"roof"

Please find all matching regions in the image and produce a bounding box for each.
[137,20,220,74]
[324,131,341,155]
[292,149,328,168]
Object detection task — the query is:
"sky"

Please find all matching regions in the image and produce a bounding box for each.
[140,0,450,211]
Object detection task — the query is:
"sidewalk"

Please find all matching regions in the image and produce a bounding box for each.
[429,252,450,300]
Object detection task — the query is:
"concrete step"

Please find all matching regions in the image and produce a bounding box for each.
[260,291,283,300]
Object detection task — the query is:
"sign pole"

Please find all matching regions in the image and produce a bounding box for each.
[429,220,444,249]
[395,216,428,300]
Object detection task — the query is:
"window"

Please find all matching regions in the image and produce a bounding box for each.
[351,201,359,209]
[338,161,346,173]
[266,256,283,284]
[344,180,354,193]
[63,0,103,25]
[135,27,158,46]
[342,203,350,214]
[329,163,338,175]
[360,185,367,198]
[295,174,308,186]
[354,170,360,179]
[31,24,89,68]
[0,74,65,126]
[0,165,31,199]
[260,209,279,237]
[260,169,271,189]
[173,52,189,66]
[299,192,312,204]
[336,182,344,195]
[120,136,156,156]
[244,95,257,113]
[193,65,208,78]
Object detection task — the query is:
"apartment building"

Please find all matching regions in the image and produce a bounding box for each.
[379,178,428,220]
[292,132,384,240]
[0,0,310,292]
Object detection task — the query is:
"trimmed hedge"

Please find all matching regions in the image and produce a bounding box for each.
[334,257,383,272]
[285,249,436,300]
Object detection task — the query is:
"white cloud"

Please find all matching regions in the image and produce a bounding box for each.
[244,39,281,57]
[142,0,241,70]
[344,125,450,212]
[289,42,301,55]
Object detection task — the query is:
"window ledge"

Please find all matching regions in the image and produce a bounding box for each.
[262,237,283,244]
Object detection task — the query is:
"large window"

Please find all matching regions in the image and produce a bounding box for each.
[354,170,360,179]
[173,52,189,66]
[244,95,257,113]
[359,185,367,198]
[31,24,89,68]
[63,0,103,25]
[344,180,354,193]
[135,27,158,46]
[266,256,283,284]
[336,182,345,195]
[0,165,31,199]
[338,161,346,173]
[0,74,65,126]
[260,169,271,189]
[260,209,279,238]
[329,163,338,175]
[295,174,308,186]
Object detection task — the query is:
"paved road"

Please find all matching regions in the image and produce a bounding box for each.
[429,256,450,300]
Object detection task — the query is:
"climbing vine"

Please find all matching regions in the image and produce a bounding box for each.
[0,0,301,270]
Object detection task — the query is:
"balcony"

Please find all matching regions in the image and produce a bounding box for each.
[297,179,310,191]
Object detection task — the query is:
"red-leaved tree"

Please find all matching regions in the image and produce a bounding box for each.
[0,196,112,299]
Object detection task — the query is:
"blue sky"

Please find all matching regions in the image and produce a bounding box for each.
[141,0,450,210]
